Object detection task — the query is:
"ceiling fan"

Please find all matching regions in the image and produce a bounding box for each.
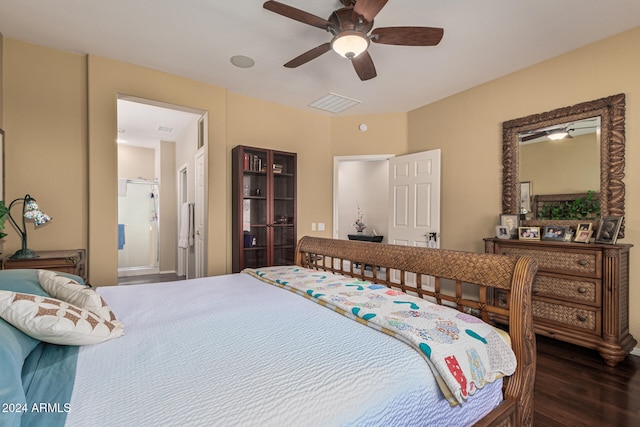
[520,122,599,143]
[263,0,444,81]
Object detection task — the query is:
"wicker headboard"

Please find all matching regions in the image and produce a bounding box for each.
[295,236,538,427]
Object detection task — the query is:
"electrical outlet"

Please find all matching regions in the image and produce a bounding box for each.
[311,223,316,231]
[318,223,325,231]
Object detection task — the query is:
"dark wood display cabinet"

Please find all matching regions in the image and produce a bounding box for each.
[232,146,296,272]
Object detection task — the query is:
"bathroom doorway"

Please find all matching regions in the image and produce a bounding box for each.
[118,179,160,276]
[116,95,206,281]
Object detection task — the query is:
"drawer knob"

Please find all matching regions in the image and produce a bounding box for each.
[577,259,588,266]
[577,315,587,322]
[578,287,587,294]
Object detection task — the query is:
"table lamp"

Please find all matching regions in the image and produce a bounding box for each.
[7,194,52,259]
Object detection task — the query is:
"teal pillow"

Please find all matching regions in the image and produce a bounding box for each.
[0,320,40,427]
[0,269,53,427]
[0,269,83,294]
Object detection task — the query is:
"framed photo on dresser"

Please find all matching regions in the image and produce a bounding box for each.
[594,216,623,244]
[499,214,519,239]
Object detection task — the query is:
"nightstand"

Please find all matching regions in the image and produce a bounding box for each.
[2,249,87,283]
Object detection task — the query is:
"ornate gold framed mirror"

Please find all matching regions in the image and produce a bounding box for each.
[502,93,626,238]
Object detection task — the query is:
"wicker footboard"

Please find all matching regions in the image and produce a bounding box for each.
[295,236,537,427]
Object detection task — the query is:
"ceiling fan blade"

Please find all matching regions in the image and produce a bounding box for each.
[352,0,388,23]
[520,132,547,142]
[284,43,332,68]
[371,27,444,46]
[351,51,377,81]
[263,1,331,30]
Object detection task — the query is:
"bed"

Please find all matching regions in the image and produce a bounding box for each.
[0,237,537,427]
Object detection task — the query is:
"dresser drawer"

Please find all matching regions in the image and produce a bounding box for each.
[533,299,600,335]
[496,245,600,277]
[533,274,601,306]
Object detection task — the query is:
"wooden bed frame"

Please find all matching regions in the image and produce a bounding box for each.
[295,236,538,427]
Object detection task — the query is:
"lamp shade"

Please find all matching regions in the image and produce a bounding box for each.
[7,194,52,259]
[23,199,52,226]
[331,31,369,59]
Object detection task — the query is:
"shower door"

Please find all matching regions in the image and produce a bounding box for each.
[118,180,160,276]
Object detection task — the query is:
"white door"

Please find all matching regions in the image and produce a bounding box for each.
[194,149,207,278]
[388,149,441,248]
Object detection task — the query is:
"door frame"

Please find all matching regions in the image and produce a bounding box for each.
[333,154,394,239]
[194,147,208,278]
[177,163,189,277]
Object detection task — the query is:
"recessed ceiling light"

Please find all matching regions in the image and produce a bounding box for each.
[158,126,173,133]
[230,55,255,68]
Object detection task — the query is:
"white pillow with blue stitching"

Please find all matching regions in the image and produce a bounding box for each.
[0,290,124,345]
[37,270,123,326]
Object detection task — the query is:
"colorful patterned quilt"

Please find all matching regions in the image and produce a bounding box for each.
[243,266,516,405]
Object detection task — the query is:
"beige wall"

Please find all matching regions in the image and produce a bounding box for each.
[330,113,408,156]
[2,26,639,346]
[407,26,640,343]
[117,145,155,180]
[0,33,4,128]
[226,93,333,240]
[86,55,228,284]
[159,140,177,273]
[3,39,88,257]
[520,133,600,195]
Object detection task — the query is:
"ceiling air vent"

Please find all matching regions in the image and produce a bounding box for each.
[308,93,361,114]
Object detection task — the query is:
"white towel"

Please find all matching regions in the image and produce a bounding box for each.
[118,179,127,197]
[178,203,195,248]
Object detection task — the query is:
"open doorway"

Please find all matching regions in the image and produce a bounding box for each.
[333,155,393,242]
[116,95,207,283]
[334,150,441,248]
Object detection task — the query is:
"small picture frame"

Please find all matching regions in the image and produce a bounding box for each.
[594,216,623,244]
[574,229,593,243]
[518,226,540,240]
[542,225,569,241]
[499,214,520,239]
[576,223,592,233]
[496,225,510,239]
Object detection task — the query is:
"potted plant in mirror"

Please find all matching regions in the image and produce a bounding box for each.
[538,190,600,220]
[0,201,8,239]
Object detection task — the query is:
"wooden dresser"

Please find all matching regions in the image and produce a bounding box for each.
[2,249,87,283]
[485,238,636,366]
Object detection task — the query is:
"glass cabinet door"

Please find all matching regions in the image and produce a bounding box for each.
[272,152,296,265]
[240,147,268,269]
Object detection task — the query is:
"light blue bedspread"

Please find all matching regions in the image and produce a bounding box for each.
[21,342,78,427]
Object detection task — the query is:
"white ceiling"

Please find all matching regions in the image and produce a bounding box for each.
[2,1,640,144]
[116,98,203,147]
[2,1,640,116]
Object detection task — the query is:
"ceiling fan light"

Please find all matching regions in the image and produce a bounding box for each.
[331,31,369,59]
[548,131,569,140]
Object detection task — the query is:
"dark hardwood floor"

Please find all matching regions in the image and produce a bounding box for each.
[534,334,640,426]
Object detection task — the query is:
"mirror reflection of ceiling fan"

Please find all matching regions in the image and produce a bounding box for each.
[263,0,444,81]
[519,118,600,143]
